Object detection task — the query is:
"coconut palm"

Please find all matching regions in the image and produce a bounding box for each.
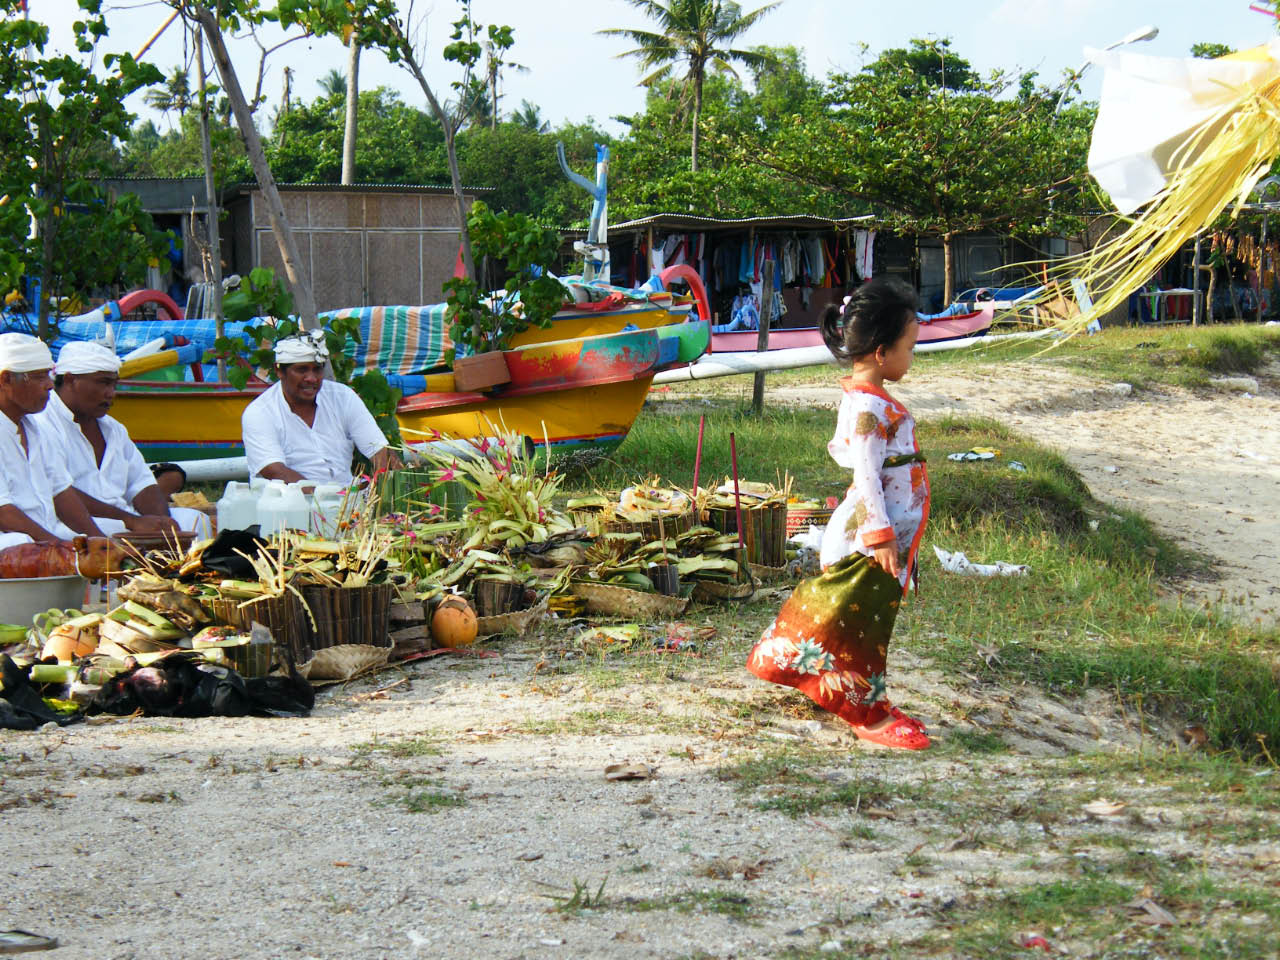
[317,68,347,98]
[599,0,781,171]
[511,99,550,133]
[144,66,193,127]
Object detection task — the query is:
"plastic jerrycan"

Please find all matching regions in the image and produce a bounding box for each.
[258,480,310,535]
[216,481,257,532]
[309,483,346,538]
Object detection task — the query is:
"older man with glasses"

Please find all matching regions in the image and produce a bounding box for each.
[0,333,124,548]
[33,340,211,539]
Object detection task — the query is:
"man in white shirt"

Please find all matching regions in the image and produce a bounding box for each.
[0,333,123,549]
[241,331,401,485]
[34,341,211,538]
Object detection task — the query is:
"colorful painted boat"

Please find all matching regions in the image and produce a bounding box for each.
[709,305,995,353]
[3,267,713,461]
[114,322,708,461]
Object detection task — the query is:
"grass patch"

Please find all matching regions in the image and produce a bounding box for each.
[943,728,1010,754]
[721,321,1280,393]
[581,405,1280,754]
[400,789,467,813]
[616,889,756,921]
[352,734,443,759]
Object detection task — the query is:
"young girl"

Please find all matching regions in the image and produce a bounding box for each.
[747,278,930,750]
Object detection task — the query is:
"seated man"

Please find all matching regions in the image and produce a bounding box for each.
[34,341,210,538]
[0,333,124,548]
[241,331,402,485]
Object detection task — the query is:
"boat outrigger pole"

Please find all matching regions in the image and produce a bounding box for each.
[557,142,610,283]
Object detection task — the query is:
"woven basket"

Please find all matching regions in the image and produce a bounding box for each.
[785,506,834,537]
[299,583,395,650]
[300,643,390,685]
[207,594,306,663]
[601,509,694,543]
[570,581,690,619]
[692,579,755,603]
[750,562,793,583]
[476,597,548,638]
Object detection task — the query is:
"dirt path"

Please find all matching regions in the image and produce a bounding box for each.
[762,361,1280,627]
[6,643,1264,960]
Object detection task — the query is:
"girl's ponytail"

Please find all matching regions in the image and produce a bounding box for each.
[824,279,919,363]
[820,302,851,361]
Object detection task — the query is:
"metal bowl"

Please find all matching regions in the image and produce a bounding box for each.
[0,575,89,622]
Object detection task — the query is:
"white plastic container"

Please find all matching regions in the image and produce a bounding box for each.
[216,481,259,532]
[308,483,347,538]
[257,480,310,536]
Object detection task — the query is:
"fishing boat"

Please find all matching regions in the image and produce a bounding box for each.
[3,266,711,462]
[709,302,996,353]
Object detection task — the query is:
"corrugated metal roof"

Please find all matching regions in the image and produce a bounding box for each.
[223,181,495,196]
[567,212,876,236]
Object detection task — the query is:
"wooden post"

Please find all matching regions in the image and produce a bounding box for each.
[751,259,775,415]
[1191,233,1202,326]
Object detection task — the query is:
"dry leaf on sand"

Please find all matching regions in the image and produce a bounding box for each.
[605,763,655,781]
[1082,798,1127,818]
[1124,896,1178,926]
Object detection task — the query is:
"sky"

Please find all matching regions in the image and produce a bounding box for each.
[30,0,1280,137]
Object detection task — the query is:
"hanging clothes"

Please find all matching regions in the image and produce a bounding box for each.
[855,230,876,281]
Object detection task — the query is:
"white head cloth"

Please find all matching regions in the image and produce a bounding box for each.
[274,331,329,365]
[55,340,122,375]
[0,333,54,374]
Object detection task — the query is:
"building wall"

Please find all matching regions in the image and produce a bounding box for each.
[235,190,470,311]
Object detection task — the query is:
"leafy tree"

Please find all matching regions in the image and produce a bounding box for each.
[118,110,252,181]
[144,65,193,126]
[864,37,977,93]
[598,0,781,172]
[1190,42,1235,59]
[734,58,1095,301]
[455,121,604,224]
[0,0,167,337]
[279,0,518,282]
[269,88,446,184]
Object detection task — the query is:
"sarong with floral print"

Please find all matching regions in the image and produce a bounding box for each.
[747,552,903,727]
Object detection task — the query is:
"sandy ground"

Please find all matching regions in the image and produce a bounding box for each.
[4,359,1279,959]
[7,642,1260,960]
[761,360,1280,628]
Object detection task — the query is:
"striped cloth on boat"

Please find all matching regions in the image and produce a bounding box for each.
[3,303,453,376]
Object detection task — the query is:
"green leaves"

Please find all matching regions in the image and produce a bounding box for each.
[1,0,165,334]
[443,200,565,356]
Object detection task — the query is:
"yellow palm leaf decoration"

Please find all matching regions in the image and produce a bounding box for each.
[1051,42,1280,331]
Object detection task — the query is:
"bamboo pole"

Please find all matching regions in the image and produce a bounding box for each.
[751,259,775,415]
[192,4,319,330]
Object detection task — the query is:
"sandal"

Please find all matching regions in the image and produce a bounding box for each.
[852,711,931,750]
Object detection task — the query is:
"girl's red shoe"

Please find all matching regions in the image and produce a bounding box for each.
[853,709,931,750]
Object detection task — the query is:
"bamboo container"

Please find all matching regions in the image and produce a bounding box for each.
[299,583,395,650]
[207,595,305,664]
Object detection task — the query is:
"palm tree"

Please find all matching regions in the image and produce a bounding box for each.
[143,66,193,128]
[599,0,780,172]
[317,68,346,98]
[511,99,550,133]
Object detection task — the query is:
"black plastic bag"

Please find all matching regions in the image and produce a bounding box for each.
[0,655,75,731]
[89,651,313,718]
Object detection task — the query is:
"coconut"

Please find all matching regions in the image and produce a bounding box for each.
[41,619,99,662]
[430,595,478,648]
